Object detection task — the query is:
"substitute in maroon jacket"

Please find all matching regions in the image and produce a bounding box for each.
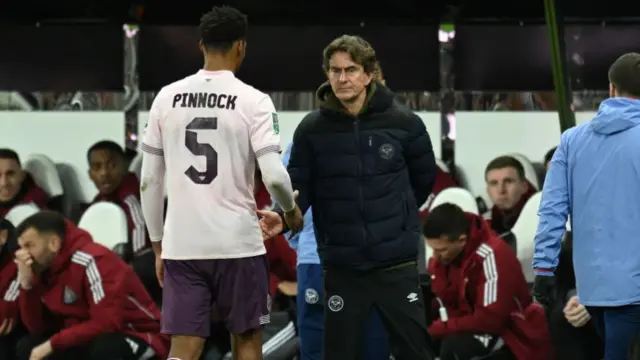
[419,167,458,219]
[86,141,160,304]
[87,141,148,255]
[0,149,48,218]
[423,204,552,360]
[0,218,22,358]
[14,211,168,360]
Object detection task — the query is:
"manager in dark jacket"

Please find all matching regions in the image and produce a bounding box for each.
[259,35,437,359]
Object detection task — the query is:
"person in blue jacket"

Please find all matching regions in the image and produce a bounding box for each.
[532,52,640,360]
[281,142,390,360]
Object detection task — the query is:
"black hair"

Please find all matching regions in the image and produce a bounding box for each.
[15,211,67,239]
[608,52,640,98]
[544,147,557,165]
[87,140,125,163]
[422,203,469,240]
[0,218,17,260]
[484,155,525,180]
[0,148,20,166]
[199,6,248,53]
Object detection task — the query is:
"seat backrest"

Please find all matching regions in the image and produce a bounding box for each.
[128,153,143,180]
[24,154,64,197]
[424,240,434,270]
[78,202,129,249]
[508,153,540,190]
[5,203,40,227]
[429,188,479,214]
[511,192,542,283]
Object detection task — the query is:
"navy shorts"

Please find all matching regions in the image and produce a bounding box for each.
[161,255,270,337]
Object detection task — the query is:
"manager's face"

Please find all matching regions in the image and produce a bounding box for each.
[326,51,372,103]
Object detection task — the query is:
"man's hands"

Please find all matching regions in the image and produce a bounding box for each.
[29,340,53,360]
[564,295,591,328]
[283,205,304,236]
[0,318,15,336]
[14,249,34,290]
[532,274,556,307]
[258,190,304,239]
[277,281,297,296]
[257,210,284,240]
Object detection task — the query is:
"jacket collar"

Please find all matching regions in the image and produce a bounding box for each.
[315,81,395,116]
[48,221,93,276]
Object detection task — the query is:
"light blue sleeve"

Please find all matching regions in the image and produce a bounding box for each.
[279,142,299,250]
[533,133,570,275]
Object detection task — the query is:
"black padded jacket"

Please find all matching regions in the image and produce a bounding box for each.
[285,82,436,271]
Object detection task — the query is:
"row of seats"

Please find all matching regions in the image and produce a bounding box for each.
[23,150,551,284]
[427,187,571,283]
[22,150,540,281]
[5,202,129,250]
[9,152,144,250]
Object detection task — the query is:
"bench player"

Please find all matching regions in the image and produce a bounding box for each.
[139,6,303,360]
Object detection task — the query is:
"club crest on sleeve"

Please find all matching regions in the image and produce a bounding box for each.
[304,288,319,304]
[272,113,280,135]
[63,286,77,304]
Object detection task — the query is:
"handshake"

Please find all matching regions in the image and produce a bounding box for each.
[257,190,304,240]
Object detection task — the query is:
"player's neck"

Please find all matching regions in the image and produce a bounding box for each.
[203,57,236,73]
[341,91,367,116]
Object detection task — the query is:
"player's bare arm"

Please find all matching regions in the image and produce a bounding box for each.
[256,152,303,234]
[139,151,166,250]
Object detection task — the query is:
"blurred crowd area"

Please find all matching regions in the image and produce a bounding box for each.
[0,25,609,113]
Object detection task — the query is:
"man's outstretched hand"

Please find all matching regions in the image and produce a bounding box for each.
[283,205,303,236]
[258,190,303,239]
[257,210,284,240]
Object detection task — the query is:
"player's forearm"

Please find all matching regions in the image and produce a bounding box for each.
[151,241,162,257]
[257,152,296,212]
[140,153,166,243]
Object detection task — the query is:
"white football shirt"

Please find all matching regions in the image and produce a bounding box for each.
[141,70,281,259]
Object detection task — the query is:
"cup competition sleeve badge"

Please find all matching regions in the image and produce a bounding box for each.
[272,113,280,135]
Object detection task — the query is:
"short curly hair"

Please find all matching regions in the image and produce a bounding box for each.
[199,6,248,52]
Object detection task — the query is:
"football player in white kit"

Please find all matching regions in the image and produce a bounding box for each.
[139,6,303,360]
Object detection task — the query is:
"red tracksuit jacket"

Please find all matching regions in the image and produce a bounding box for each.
[18,222,168,357]
[419,168,458,219]
[428,214,552,360]
[0,173,49,217]
[0,220,19,324]
[91,173,149,255]
[265,235,297,296]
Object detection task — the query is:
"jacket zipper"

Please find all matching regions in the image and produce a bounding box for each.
[353,117,367,245]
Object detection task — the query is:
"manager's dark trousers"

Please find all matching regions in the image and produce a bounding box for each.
[548,304,603,360]
[323,263,436,360]
[588,305,640,360]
